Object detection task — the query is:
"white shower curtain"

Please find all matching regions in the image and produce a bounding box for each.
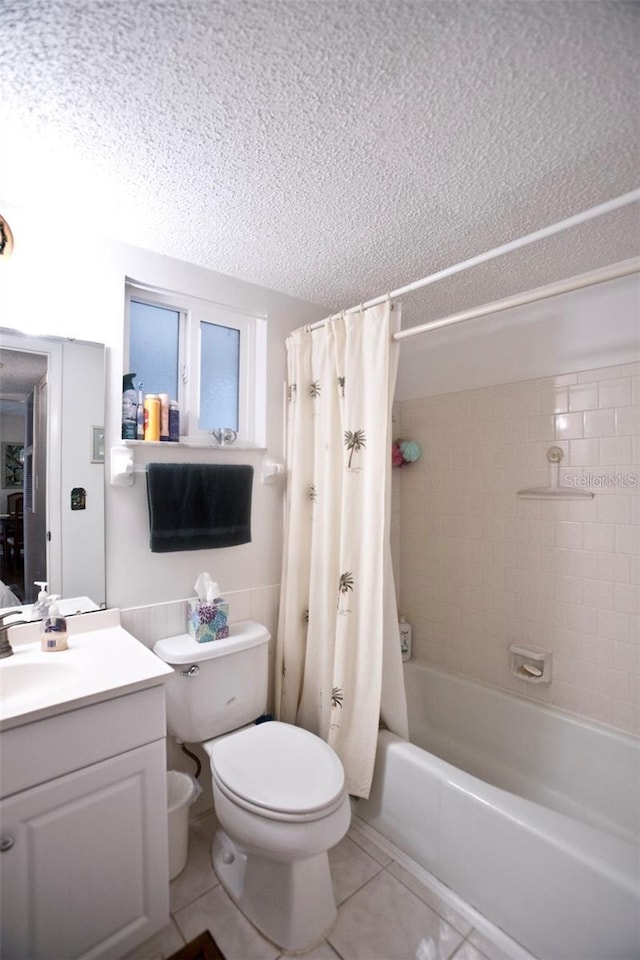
[276,302,408,799]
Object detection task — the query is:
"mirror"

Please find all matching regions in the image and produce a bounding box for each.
[0,329,106,608]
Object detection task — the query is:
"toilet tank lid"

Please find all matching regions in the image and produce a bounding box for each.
[153,619,270,664]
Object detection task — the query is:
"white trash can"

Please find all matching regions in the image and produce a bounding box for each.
[167,771,202,880]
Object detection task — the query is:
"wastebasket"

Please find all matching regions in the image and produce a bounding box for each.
[167,771,202,879]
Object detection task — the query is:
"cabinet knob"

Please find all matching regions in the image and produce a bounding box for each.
[0,836,14,852]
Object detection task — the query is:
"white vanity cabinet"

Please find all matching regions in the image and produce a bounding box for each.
[0,684,170,960]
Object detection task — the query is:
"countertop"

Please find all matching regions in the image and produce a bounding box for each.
[0,609,172,731]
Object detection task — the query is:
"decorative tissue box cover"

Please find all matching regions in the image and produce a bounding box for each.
[187,598,229,643]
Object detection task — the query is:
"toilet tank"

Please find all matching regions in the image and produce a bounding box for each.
[153,620,270,742]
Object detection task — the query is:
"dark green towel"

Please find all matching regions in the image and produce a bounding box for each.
[146,463,253,552]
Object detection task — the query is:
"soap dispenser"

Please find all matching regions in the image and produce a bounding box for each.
[32,582,51,619]
[41,597,68,652]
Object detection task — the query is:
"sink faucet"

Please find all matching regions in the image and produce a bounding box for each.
[0,611,27,659]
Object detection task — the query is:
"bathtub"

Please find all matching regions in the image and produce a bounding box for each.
[357,660,640,960]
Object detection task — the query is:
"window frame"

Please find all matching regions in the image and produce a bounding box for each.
[125,282,266,447]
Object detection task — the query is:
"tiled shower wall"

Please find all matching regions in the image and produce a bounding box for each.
[394,361,639,738]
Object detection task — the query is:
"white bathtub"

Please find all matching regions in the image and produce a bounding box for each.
[358,660,640,960]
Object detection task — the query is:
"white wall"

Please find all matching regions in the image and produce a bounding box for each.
[396,272,640,400]
[0,201,327,609]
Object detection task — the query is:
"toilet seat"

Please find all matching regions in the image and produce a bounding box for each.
[206,721,346,823]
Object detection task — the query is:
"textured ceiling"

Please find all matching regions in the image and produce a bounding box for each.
[1,0,639,326]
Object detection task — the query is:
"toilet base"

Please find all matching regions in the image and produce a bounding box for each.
[212,829,338,952]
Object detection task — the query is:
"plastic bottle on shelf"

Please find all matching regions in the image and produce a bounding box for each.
[144,394,161,441]
[136,382,144,440]
[169,401,180,441]
[159,393,170,441]
[122,373,137,439]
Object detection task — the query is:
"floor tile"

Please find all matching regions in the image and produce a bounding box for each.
[277,940,343,959]
[170,812,220,912]
[451,940,491,960]
[173,884,279,960]
[467,929,529,960]
[328,835,384,905]
[347,822,393,867]
[120,918,184,960]
[328,869,465,960]
[387,860,473,937]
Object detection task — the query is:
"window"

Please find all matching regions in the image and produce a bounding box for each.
[125,284,266,446]
[199,322,240,431]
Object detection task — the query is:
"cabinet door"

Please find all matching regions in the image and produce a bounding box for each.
[0,740,169,960]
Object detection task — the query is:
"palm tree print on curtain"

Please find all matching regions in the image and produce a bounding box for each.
[337,571,354,613]
[330,687,344,732]
[275,302,408,798]
[344,429,366,469]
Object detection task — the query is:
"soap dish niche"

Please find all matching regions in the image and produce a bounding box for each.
[510,645,552,684]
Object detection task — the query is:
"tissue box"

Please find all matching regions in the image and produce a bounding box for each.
[187,598,229,643]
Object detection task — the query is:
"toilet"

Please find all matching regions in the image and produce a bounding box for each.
[153,620,351,952]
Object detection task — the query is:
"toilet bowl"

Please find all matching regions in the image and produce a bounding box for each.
[205,721,351,951]
[153,622,351,952]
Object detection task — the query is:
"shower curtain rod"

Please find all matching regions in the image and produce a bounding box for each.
[394,257,640,341]
[307,187,640,335]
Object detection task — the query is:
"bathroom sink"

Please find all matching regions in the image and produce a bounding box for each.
[0,610,173,731]
[0,661,82,707]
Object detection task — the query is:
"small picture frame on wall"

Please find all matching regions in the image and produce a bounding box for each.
[91,426,105,463]
[3,443,24,488]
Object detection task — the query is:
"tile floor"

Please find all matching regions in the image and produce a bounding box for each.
[128,811,538,960]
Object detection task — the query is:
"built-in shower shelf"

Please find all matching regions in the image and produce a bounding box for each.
[517,487,594,500]
[517,445,595,501]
